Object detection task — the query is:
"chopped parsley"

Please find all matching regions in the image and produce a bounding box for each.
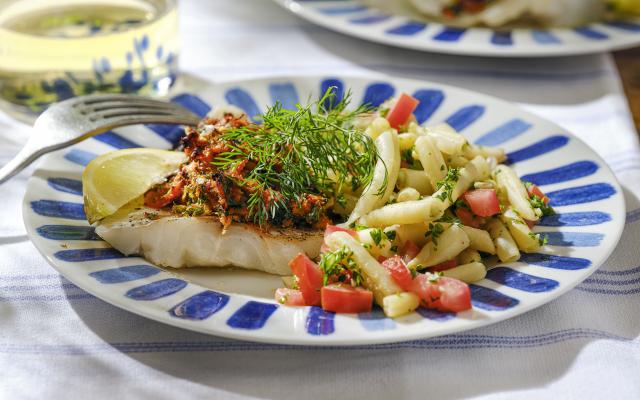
[370,229,384,246]
[529,232,548,246]
[437,214,461,226]
[384,230,397,241]
[529,195,555,217]
[425,222,446,246]
[318,246,363,286]
[390,245,398,253]
[435,167,460,202]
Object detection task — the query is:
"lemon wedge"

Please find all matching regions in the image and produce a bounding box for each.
[82,148,187,224]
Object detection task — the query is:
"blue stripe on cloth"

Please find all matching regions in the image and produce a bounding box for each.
[53,248,126,262]
[412,89,444,124]
[89,265,162,284]
[532,30,561,44]
[603,21,640,32]
[361,82,395,108]
[433,27,466,42]
[145,93,211,146]
[626,208,640,224]
[538,211,612,227]
[485,267,559,293]
[474,119,532,146]
[36,225,101,241]
[519,253,591,270]
[469,285,519,311]
[520,161,598,185]
[359,309,396,331]
[582,276,640,286]
[491,31,513,45]
[47,178,83,196]
[593,265,640,276]
[540,231,604,247]
[415,308,455,322]
[125,279,188,301]
[505,135,569,164]
[547,183,616,206]
[386,21,426,35]
[93,131,141,149]
[306,306,335,335]
[268,82,299,110]
[320,78,344,110]
[349,14,391,24]
[64,149,97,166]
[31,200,85,220]
[0,329,635,353]
[225,88,261,121]
[445,105,485,131]
[170,290,230,320]
[575,287,640,295]
[226,301,278,330]
[574,27,608,40]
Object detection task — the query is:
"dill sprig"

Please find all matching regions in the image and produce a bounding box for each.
[211,88,380,226]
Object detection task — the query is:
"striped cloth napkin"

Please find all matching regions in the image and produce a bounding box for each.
[1,1,639,398]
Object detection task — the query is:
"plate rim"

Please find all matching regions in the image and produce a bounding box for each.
[22,73,627,346]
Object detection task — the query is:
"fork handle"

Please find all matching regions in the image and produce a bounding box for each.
[0,143,60,185]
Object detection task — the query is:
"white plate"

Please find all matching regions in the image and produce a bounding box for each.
[23,74,624,345]
[274,0,640,57]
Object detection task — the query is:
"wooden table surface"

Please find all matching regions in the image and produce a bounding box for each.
[614,47,640,134]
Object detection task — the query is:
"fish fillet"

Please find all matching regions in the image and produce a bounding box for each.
[95,203,323,276]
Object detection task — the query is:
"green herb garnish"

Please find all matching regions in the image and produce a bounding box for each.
[435,167,460,202]
[370,229,384,246]
[319,246,363,286]
[529,195,555,217]
[425,222,445,246]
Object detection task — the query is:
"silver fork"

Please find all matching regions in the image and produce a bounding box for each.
[0,94,201,184]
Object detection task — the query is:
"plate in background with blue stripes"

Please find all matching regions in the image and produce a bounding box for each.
[22,74,625,345]
[274,0,640,57]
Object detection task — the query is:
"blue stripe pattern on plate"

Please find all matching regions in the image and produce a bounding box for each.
[505,135,569,164]
[604,21,640,32]
[145,93,211,145]
[519,253,591,270]
[491,31,513,46]
[225,88,261,121]
[47,178,83,196]
[547,183,616,206]
[349,14,391,24]
[412,89,444,123]
[54,248,125,262]
[474,119,532,146]
[227,301,278,330]
[269,82,299,110]
[306,306,335,335]
[539,231,604,247]
[31,200,85,220]
[433,27,466,42]
[359,309,396,331]
[125,278,187,301]
[532,30,561,44]
[520,161,598,185]
[362,82,395,107]
[416,308,456,322]
[93,131,141,149]
[538,211,611,226]
[89,265,162,284]
[386,21,426,35]
[36,225,100,241]
[469,285,519,311]
[170,290,230,320]
[319,5,367,15]
[485,267,559,293]
[574,27,608,40]
[320,78,344,110]
[64,149,96,166]
[445,105,485,131]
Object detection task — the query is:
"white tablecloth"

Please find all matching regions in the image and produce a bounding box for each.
[1,1,640,398]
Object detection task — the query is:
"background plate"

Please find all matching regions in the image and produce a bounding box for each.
[23,74,625,345]
[274,0,640,57]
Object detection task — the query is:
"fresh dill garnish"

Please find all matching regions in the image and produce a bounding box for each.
[210,88,381,226]
[384,230,397,241]
[529,195,555,217]
[370,229,383,246]
[319,246,363,286]
[435,168,460,202]
[425,222,445,246]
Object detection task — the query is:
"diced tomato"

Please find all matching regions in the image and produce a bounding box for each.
[377,255,388,263]
[455,207,484,228]
[409,274,471,313]
[429,259,457,272]
[321,284,373,313]
[401,240,421,263]
[382,256,413,290]
[289,253,323,306]
[386,93,419,130]
[527,184,550,205]
[463,189,501,217]
[274,288,306,306]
